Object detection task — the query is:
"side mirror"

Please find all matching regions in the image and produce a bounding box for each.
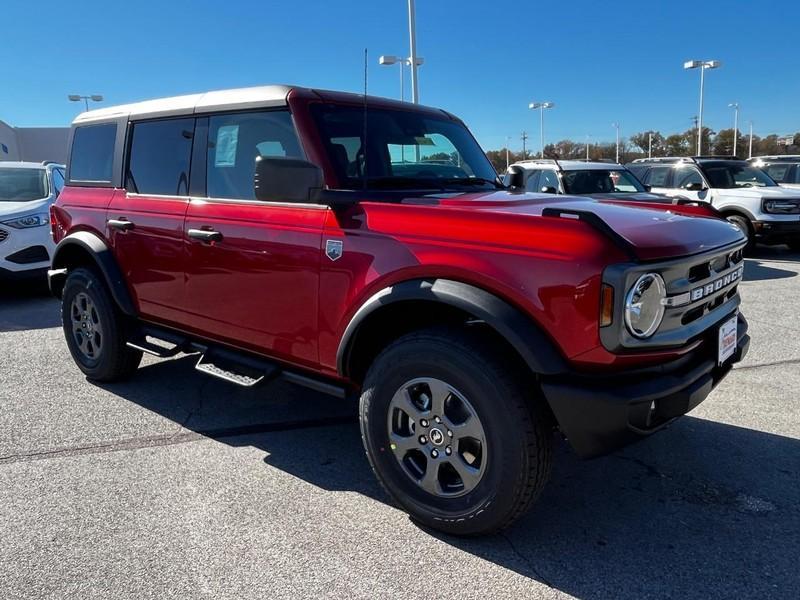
[643,184,652,192]
[684,182,705,192]
[505,165,525,189]
[254,156,323,203]
[540,186,558,194]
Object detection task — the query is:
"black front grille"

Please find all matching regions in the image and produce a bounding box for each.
[0,228,8,243]
[5,245,49,264]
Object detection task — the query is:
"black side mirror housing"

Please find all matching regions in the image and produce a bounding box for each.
[505,165,525,189]
[540,186,558,194]
[254,156,324,203]
[684,181,705,192]
[643,184,652,192]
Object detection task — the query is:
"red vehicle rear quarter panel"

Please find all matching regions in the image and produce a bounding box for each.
[318,202,629,374]
[52,187,115,243]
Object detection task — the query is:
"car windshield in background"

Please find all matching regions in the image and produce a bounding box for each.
[562,169,645,194]
[702,163,777,189]
[0,168,48,202]
[311,104,500,191]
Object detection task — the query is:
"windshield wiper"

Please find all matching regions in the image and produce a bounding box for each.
[440,177,504,189]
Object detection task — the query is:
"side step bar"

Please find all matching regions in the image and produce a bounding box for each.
[193,346,278,388]
[128,323,350,397]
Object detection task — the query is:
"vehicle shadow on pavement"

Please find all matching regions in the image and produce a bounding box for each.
[0,280,60,332]
[103,356,800,600]
[742,246,799,282]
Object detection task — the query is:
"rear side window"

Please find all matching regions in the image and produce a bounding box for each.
[524,170,540,192]
[69,123,117,183]
[126,118,195,196]
[206,110,304,200]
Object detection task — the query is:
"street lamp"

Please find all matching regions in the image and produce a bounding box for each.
[749,121,754,159]
[68,94,103,112]
[528,101,554,158]
[648,131,653,159]
[728,102,739,156]
[683,59,721,155]
[612,122,620,163]
[378,55,424,102]
[407,0,420,104]
[585,134,591,162]
[505,136,512,169]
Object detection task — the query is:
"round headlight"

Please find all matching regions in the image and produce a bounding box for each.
[624,273,666,338]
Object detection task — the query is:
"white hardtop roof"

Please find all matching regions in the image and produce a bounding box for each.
[512,159,625,171]
[72,85,293,125]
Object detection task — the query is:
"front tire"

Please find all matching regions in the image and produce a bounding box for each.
[359,328,553,535]
[726,214,754,252]
[787,238,800,252]
[61,267,142,382]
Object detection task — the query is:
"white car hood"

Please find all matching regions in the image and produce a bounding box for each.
[0,198,50,219]
[720,186,800,200]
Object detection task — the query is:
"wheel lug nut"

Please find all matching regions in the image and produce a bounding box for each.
[445,446,452,456]
[420,419,429,428]
[419,435,427,444]
[434,416,441,424]
[447,430,453,437]
[431,449,439,458]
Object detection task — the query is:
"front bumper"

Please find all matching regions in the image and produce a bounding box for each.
[0,224,53,275]
[754,218,800,243]
[542,312,749,458]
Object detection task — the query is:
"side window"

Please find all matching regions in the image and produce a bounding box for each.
[126,118,194,196]
[539,170,559,193]
[206,110,304,200]
[69,123,117,183]
[794,166,800,184]
[674,167,704,189]
[644,166,670,187]
[51,168,65,196]
[524,170,541,192]
[764,164,790,183]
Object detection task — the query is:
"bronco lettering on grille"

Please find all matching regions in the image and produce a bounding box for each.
[690,266,744,302]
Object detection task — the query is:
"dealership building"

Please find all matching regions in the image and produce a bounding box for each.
[0,120,69,164]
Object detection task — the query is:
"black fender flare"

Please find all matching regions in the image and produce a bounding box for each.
[336,278,568,378]
[716,205,758,223]
[49,231,137,316]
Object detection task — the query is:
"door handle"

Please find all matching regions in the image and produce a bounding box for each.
[108,218,134,231]
[187,228,223,243]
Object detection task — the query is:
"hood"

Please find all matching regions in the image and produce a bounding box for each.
[581,192,671,202]
[0,198,51,218]
[720,185,800,199]
[427,190,745,261]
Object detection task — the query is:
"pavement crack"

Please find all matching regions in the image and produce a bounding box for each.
[734,357,800,371]
[0,415,357,466]
[500,532,554,588]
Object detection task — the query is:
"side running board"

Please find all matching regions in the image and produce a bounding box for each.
[194,347,278,387]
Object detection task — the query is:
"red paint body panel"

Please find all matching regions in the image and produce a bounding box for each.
[54,91,747,385]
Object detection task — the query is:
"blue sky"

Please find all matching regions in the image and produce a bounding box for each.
[3,0,799,151]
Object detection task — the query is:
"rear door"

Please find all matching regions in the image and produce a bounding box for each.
[183,109,325,368]
[641,165,673,195]
[107,117,195,324]
[671,165,707,202]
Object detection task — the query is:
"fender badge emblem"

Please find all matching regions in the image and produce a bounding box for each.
[325,239,343,261]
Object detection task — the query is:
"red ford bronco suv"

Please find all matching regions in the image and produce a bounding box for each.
[49,86,749,535]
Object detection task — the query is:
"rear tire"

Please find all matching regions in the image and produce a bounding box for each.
[725,214,754,253]
[787,239,800,252]
[61,267,142,382]
[359,327,553,536]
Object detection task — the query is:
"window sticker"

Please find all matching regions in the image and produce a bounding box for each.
[215,125,239,167]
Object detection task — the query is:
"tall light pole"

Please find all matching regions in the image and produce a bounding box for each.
[728,102,739,156]
[521,132,529,159]
[68,94,103,112]
[612,122,620,163]
[505,136,512,169]
[684,60,721,155]
[648,132,653,159]
[407,0,420,104]
[585,134,591,162]
[528,101,554,158]
[749,121,754,158]
[378,55,424,102]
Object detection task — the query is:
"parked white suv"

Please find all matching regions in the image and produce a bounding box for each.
[503,159,669,201]
[748,156,800,191]
[0,161,65,281]
[627,157,800,250]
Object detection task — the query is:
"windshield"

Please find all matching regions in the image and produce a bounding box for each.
[701,163,777,189]
[311,104,500,191]
[0,168,48,202]
[562,169,646,194]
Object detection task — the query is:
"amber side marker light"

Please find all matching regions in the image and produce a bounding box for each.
[600,284,614,327]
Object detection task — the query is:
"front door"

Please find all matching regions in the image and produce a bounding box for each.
[107,117,195,325]
[183,109,325,368]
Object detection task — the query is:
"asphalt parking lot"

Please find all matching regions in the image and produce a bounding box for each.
[1,247,798,600]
